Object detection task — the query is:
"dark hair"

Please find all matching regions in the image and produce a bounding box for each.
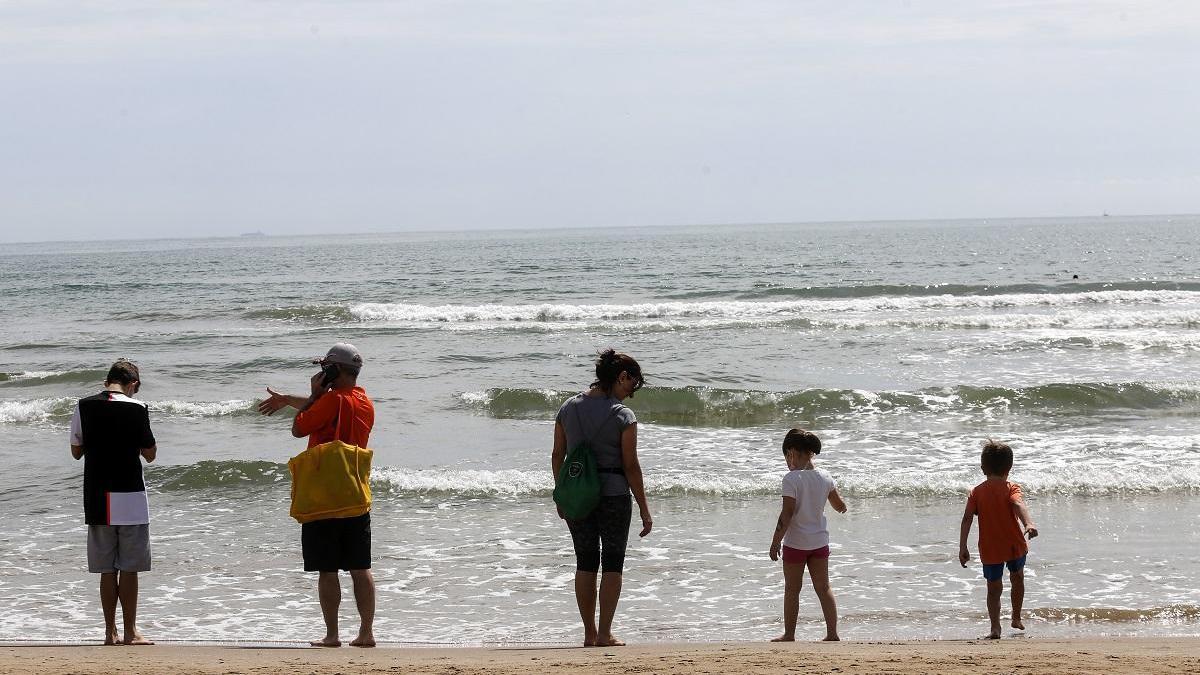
[981,439,1013,475]
[105,359,140,387]
[592,349,643,396]
[782,428,821,455]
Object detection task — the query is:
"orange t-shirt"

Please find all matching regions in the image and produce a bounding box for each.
[965,479,1028,565]
[294,386,375,449]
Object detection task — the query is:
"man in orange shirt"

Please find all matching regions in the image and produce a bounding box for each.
[259,343,377,647]
[959,439,1039,639]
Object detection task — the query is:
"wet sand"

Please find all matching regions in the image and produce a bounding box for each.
[2,637,1198,674]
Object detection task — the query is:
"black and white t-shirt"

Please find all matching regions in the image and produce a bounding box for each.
[69,391,156,526]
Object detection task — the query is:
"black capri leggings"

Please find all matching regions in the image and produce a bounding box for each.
[566,495,632,574]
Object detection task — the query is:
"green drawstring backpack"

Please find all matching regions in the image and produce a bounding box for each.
[553,401,620,520]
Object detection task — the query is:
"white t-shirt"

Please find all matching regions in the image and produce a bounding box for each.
[781,468,837,550]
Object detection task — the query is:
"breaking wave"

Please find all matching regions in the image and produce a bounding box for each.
[0,397,259,424]
[0,369,107,387]
[458,382,1200,426]
[228,290,1200,332]
[141,461,1200,498]
[347,291,1200,324]
[1030,605,1200,624]
[0,397,75,424]
[244,305,356,322]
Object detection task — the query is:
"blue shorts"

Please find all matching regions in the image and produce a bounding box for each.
[982,555,1026,582]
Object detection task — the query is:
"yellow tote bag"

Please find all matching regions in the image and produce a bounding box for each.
[288,440,373,523]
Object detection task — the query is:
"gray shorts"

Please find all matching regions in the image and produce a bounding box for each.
[87,524,151,573]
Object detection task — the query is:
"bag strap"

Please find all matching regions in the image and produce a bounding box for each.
[315,395,347,472]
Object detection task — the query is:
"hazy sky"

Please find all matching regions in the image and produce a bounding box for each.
[1,1,1198,242]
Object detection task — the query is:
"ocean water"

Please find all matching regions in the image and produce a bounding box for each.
[1,216,1198,644]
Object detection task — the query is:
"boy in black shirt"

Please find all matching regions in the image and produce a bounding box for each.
[70,360,157,645]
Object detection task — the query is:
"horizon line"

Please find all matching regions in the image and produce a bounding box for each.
[1,211,1196,247]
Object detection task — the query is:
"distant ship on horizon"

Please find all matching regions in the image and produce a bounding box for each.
[240,230,266,237]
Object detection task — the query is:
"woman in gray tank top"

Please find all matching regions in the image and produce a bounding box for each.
[551,349,652,647]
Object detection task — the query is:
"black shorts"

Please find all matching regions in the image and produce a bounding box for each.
[566,495,632,574]
[301,512,372,572]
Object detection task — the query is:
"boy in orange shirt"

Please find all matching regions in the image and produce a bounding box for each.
[958,439,1039,639]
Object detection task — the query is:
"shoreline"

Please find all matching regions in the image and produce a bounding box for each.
[2,637,1198,674]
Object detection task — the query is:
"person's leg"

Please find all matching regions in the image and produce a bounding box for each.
[348,569,376,647]
[311,572,342,646]
[117,571,152,645]
[574,571,599,645]
[88,526,120,645]
[567,513,602,646]
[806,553,839,641]
[985,579,1003,639]
[339,513,375,647]
[302,519,342,646]
[772,561,806,641]
[99,573,119,645]
[596,572,624,646]
[1010,568,1025,630]
[115,525,153,645]
[595,496,632,647]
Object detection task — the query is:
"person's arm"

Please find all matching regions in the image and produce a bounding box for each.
[138,407,157,463]
[828,488,848,514]
[770,496,797,561]
[1011,497,1038,539]
[69,403,84,459]
[551,420,568,519]
[620,423,652,537]
[257,387,316,416]
[290,373,335,438]
[551,420,567,479]
[958,504,975,567]
[290,395,324,438]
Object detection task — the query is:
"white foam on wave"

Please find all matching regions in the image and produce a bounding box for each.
[367,457,1200,498]
[863,309,1200,331]
[148,399,254,417]
[2,370,68,381]
[2,398,258,424]
[0,397,73,423]
[347,291,1200,325]
[373,467,550,496]
[422,311,1200,335]
[371,466,781,497]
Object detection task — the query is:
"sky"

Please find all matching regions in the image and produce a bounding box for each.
[1,1,1198,242]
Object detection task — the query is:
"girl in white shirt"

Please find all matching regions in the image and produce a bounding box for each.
[768,428,848,641]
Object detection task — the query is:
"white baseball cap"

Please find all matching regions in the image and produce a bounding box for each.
[312,342,363,368]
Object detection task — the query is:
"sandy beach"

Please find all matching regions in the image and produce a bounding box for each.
[2,638,1198,674]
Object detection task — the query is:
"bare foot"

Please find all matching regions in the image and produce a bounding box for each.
[1012,619,1025,630]
[309,637,342,647]
[771,635,795,642]
[584,629,597,647]
[350,634,376,648]
[122,634,154,646]
[594,635,625,647]
[822,635,840,641]
[104,628,120,646]
[983,631,1001,640]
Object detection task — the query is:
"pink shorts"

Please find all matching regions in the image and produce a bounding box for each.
[782,544,830,564]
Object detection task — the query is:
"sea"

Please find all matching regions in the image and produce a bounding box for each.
[1,215,1197,644]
